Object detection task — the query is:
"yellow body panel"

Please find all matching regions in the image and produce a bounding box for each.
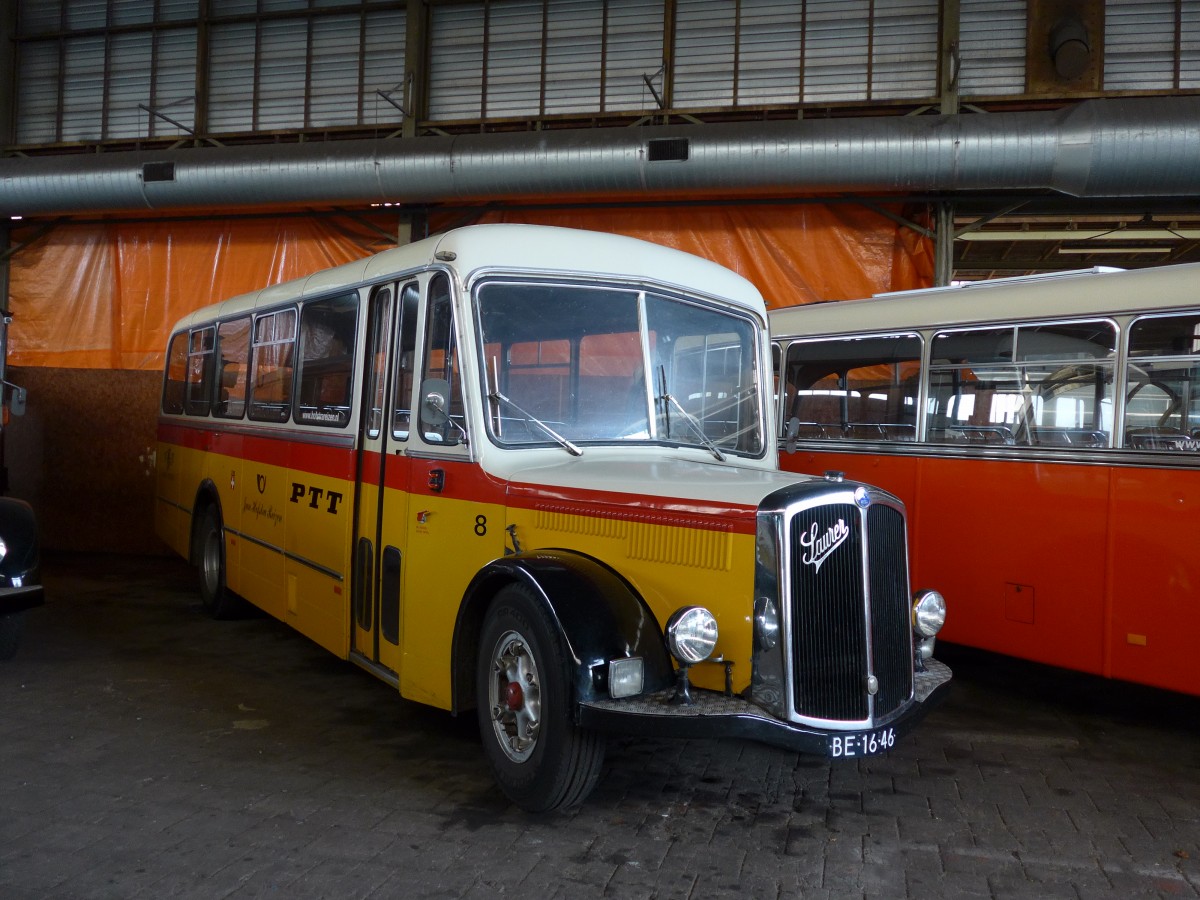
[229,457,289,618]
[159,430,769,708]
[157,437,353,657]
[506,506,756,694]
[154,441,190,559]
[398,485,507,707]
[282,464,354,656]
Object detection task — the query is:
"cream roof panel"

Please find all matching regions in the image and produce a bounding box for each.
[769,262,1200,338]
[168,224,766,335]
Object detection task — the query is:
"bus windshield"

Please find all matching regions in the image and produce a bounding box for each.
[476,281,763,456]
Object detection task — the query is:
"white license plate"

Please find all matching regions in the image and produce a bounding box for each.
[829,727,895,758]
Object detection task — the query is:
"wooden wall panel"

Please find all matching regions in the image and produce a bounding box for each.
[4,367,167,555]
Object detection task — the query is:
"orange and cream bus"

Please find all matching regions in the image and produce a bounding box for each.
[770,262,1200,697]
[156,223,950,811]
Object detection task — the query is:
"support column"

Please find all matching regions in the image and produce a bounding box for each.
[939,0,960,115]
[403,0,428,140]
[0,224,11,491]
[1,223,9,379]
[195,0,211,141]
[0,0,15,145]
[934,202,956,286]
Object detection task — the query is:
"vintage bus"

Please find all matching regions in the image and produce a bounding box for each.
[156,224,950,811]
[770,262,1200,697]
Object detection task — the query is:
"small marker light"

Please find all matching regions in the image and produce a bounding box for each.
[608,657,644,699]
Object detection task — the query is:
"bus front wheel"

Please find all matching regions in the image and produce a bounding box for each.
[476,584,606,812]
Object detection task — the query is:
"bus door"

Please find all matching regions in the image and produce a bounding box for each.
[399,271,504,709]
[352,281,419,675]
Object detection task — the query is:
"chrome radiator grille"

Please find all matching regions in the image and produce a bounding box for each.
[866,503,913,718]
[788,500,913,722]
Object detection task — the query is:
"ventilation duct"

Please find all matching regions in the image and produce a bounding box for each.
[1,97,1197,217]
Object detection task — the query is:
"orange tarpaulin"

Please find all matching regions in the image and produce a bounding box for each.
[7,203,932,370]
[8,216,394,370]
[451,204,933,307]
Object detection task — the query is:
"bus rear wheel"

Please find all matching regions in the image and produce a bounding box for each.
[197,506,242,619]
[476,584,605,812]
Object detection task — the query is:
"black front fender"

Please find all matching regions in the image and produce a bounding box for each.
[452,550,675,713]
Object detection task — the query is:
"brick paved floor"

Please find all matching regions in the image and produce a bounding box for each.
[1,554,1197,899]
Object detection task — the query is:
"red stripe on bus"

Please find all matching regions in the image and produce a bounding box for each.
[158,421,355,480]
[162,424,757,534]
[506,481,757,533]
[373,450,757,532]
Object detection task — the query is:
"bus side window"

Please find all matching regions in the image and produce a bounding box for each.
[784,335,921,441]
[418,273,466,445]
[364,286,393,438]
[792,373,845,440]
[392,282,419,440]
[295,292,358,428]
[249,308,297,423]
[162,332,187,415]
[1016,321,1115,447]
[927,367,1020,445]
[927,327,1019,445]
[184,326,216,416]
[783,342,836,439]
[926,322,1114,447]
[214,317,251,420]
[1125,313,1200,450]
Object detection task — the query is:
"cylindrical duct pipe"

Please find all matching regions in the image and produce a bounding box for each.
[1,97,1197,217]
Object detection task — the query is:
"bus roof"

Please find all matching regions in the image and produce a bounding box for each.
[171,224,765,331]
[768,261,1200,338]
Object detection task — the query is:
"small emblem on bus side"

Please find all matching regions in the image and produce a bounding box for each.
[799,518,850,573]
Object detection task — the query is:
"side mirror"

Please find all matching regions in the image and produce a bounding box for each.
[420,378,450,427]
[419,378,465,445]
[784,416,799,454]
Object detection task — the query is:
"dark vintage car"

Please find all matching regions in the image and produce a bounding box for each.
[0,496,43,660]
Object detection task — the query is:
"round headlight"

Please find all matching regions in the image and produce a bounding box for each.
[666,606,718,665]
[0,536,7,563]
[912,590,947,637]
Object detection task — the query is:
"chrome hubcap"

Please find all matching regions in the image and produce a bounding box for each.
[488,630,541,763]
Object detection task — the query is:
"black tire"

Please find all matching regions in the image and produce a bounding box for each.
[476,584,606,812]
[0,612,25,661]
[197,506,243,619]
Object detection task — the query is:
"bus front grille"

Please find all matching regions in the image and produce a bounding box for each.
[788,500,913,723]
[866,503,913,719]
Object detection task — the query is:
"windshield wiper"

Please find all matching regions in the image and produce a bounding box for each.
[655,366,726,462]
[489,389,583,457]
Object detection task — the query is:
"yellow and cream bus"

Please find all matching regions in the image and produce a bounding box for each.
[156,224,950,811]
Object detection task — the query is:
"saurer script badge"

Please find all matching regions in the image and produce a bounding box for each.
[800,518,849,573]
